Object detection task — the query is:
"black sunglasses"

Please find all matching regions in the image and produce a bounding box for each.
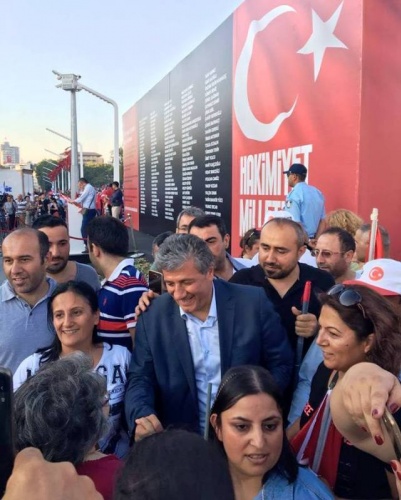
[327,284,367,319]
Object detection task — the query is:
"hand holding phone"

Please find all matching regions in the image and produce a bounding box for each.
[0,367,15,497]
[148,270,163,295]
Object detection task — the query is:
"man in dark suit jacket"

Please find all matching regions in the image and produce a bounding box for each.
[125,234,293,441]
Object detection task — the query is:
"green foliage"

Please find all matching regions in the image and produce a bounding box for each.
[134,256,151,278]
[34,159,56,191]
[83,164,114,188]
[34,159,114,191]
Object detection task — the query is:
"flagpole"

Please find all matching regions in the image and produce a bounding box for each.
[368,208,379,261]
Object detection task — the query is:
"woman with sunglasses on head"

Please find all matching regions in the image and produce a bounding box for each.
[13,280,131,459]
[291,284,401,499]
[209,365,334,500]
[239,228,260,259]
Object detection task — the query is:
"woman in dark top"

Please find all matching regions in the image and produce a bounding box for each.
[14,353,122,500]
[292,284,401,499]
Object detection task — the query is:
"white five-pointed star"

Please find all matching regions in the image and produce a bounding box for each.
[298,1,348,81]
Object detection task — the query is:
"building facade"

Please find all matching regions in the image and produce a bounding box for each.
[1,141,20,165]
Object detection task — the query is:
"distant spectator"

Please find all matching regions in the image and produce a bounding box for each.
[176,206,205,233]
[49,197,60,217]
[101,184,113,216]
[150,231,174,271]
[4,195,16,230]
[325,209,363,238]
[239,228,260,259]
[24,195,35,226]
[354,223,390,269]
[68,178,97,252]
[15,194,27,227]
[152,230,174,258]
[38,193,50,217]
[109,181,123,219]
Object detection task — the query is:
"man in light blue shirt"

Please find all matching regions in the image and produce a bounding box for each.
[180,286,220,432]
[0,228,56,373]
[283,164,326,239]
[68,177,97,252]
[125,234,293,441]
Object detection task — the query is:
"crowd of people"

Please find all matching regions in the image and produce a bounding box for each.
[2,163,401,499]
[0,192,67,230]
[0,180,124,234]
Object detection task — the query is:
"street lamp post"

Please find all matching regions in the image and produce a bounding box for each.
[52,70,120,184]
[52,71,81,196]
[78,83,119,182]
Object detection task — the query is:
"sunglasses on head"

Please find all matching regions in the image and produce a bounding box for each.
[245,230,260,247]
[327,284,367,319]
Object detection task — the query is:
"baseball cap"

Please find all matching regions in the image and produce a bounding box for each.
[283,163,307,176]
[344,258,401,296]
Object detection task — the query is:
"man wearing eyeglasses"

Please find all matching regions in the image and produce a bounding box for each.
[175,206,205,234]
[283,163,326,241]
[313,228,360,283]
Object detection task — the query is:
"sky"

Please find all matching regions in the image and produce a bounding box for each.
[1,0,244,164]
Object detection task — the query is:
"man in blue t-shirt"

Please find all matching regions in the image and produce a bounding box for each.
[283,163,326,240]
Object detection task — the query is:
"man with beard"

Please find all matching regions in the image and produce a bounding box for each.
[32,216,100,291]
[230,218,333,361]
[188,215,251,281]
[313,227,359,283]
[0,228,57,372]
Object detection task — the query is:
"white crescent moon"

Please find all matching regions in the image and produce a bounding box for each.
[234,5,298,142]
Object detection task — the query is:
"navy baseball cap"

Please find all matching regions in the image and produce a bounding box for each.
[283,163,307,175]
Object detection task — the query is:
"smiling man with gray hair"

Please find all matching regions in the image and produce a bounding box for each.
[125,233,293,441]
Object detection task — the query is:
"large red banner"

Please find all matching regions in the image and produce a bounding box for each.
[231,0,362,252]
[123,0,401,257]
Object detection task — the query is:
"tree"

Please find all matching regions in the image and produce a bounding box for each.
[34,159,55,192]
[109,147,124,183]
[83,164,113,188]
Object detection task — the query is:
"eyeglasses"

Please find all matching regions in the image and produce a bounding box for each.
[311,249,344,258]
[327,284,367,319]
